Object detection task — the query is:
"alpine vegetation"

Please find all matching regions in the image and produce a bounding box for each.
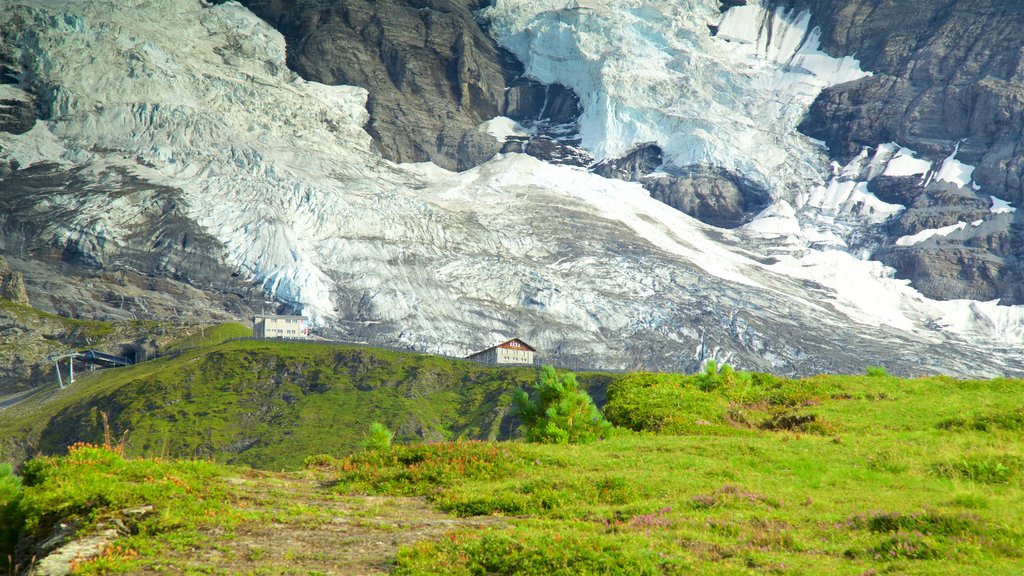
[512,366,613,444]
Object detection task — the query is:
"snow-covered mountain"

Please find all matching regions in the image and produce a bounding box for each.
[1,0,1022,376]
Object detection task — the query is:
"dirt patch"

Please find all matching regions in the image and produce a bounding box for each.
[134,472,503,575]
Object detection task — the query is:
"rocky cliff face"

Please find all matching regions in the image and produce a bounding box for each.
[230,0,582,171]
[787,0,1024,303]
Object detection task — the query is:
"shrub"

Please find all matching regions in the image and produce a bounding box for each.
[759,411,836,435]
[512,366,613,444]
[0,463,24,570]
[363,422,394,451]
[865,366,888,378]
[847,511,982,537]
[604,372,729,434]
[332,441,521,497]
[395,527,671,575]
[932,455,1021,484]
[869,532,941,560]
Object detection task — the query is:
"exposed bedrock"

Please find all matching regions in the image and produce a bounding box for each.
[790,0,1024,204]
[0,39,37,135]
[774,0,1024,303]
[643,166,771,229]
[230,0,582,171]
[591,143,771,229]
[0,164,261,322]
[872,180,1024,302]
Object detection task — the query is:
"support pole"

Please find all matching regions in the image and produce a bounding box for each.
[69,356,75,385]
[55,359,64,389]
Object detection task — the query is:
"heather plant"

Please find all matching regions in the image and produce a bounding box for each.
[330,441,521,496]
[512,366,612,444]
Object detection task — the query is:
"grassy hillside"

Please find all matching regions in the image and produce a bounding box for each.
[0,296,209,395]
[2,367,1021,574]
[0,340,613,469]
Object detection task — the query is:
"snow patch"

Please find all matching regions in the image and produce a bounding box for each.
[800,148,904,221]
[990,196,1017,214]
[882,145,931,178]
[895,222,967,247]
[744,200,801,237]
[932,143,976,188]
[479,116,528,141]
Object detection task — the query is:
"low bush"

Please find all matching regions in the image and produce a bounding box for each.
[869,531,941,560]
[604,372,729,433]
[759,411,836,435]
[0,463,23,571]
[436,475,643,518]
[395,526,676,575]
[330,441,522,496]
[846,511,982,536]
[932,454,1021,484]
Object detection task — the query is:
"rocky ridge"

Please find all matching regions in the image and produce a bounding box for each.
[229,0,584,172]
[781,0,1024,303]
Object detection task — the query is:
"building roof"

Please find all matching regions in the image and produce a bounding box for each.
[254,314,308,320]
[466,337,537,358]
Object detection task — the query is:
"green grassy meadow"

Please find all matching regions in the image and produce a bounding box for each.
[0,339,613,469]
[1,340,1022,574]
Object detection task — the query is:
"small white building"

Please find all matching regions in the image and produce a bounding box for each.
[253,315,309,339]
[466,338,537,365]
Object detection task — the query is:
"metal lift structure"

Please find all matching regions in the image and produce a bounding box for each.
[52,350,132,389]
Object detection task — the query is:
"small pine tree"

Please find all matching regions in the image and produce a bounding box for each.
[363,422,394,451]
[512,365,613,444]
[692,358,733,389]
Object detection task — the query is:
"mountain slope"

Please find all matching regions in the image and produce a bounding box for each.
[0,0,1023,376]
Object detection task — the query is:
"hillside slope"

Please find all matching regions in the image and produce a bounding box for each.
[0,340,614,469]
[3,371,1022,574]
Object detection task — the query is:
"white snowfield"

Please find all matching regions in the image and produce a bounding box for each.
[1,0,1022,375]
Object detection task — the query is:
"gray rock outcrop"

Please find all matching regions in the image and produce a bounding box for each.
[777,0,1024,303]
[231,0,582,172]
[590,143,771,229]
[0,255,29,305]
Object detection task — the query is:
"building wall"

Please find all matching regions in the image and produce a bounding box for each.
[496,347,534,365]
[254,316,308,339]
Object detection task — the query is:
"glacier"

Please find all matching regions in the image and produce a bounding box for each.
[1,0,1023,376]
